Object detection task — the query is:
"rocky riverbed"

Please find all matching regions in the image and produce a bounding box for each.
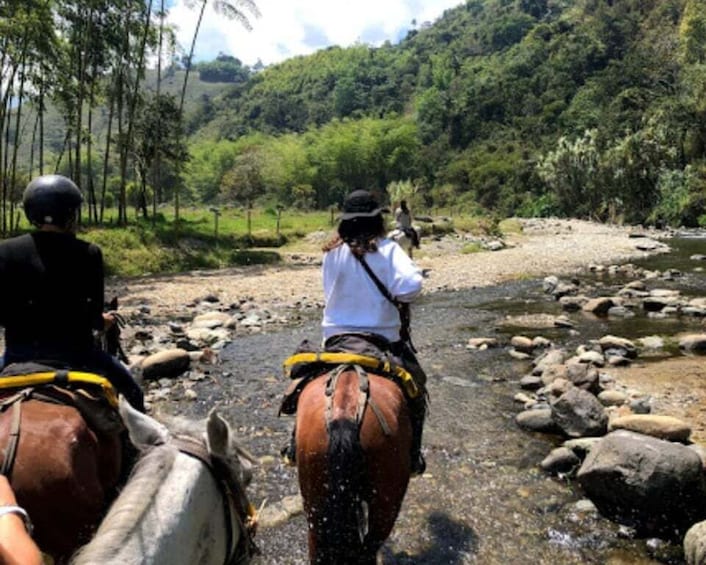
[92,217,706,564]
[5,217,702,563]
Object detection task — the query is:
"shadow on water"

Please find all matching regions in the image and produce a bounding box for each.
[164,236,705,564]
[380,512,478,564]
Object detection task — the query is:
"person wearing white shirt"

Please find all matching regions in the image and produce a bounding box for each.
[320,189,427,475]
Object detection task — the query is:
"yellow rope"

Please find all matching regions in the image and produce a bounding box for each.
[283,352,419,398]
[0,372,118,407]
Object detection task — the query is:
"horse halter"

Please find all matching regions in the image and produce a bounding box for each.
[171,435,258,565]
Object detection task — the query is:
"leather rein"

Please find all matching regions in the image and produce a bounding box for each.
[171,435,258,565]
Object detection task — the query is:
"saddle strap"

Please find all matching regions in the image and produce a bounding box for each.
[0,399,24,477]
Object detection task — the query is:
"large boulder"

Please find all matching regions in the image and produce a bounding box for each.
[577,430,706,535]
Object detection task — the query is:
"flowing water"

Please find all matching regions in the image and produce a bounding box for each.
[166,234,706,564]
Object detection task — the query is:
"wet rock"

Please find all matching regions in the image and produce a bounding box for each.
[565,363,600,393]
[629,396,652,414]
[553,282,580,299]
[563,437,602,458]
[509,349,532,360]
[542,276,559,293]
[551,387,608,438]
[511,335,534,354]
[519,375,543,390]
[607,306,635,318]
[533,348,567,372]
[141,348,191,380]
[608,414,691,442]
[680,334,706,354]
[191,311,234,330]
[582,297,615,316]
[554,315,575,328]
[598,390,628,407]
[559,295,588,311]
[598,335,638,358]
[577,430,706,535]
[539,364,568,385]
[466,337,499,349]
[576,350,605,367]
[515,408,557,434]
[540,447,580,475]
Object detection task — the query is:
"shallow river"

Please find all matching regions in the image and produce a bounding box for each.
[165,234,706,564]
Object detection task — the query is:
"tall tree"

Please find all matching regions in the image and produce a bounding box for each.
[174,0,260,220]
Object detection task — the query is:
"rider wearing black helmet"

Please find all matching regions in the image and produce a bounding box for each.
[0,174,144,411]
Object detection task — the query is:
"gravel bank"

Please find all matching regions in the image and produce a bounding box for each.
[109,218,669,318]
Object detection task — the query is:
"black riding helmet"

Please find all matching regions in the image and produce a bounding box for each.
[23,174,83,227]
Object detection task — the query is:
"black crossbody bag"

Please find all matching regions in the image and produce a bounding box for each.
[354,253,417,353]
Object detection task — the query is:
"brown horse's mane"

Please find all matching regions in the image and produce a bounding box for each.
[70,444,178,564]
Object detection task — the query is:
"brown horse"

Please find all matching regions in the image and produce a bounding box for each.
[0,377,124,562]
[295,364,412,565]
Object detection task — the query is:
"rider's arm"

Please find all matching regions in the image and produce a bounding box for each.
[0,477,42,565]
[387,243,422,302]
[88,244,107,332]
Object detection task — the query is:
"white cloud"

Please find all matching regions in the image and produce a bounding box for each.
[166,0,464,66]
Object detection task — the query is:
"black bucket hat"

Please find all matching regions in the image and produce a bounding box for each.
[340,190,389,220]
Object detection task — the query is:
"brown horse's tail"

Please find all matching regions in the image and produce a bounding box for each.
[321,417,369,559]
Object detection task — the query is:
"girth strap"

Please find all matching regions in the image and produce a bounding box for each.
[0,391,30,477]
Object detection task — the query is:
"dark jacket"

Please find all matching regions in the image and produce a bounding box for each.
[0,232,104,351]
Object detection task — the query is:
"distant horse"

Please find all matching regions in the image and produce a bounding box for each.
[388,227,419,259]
[0,368,125,562]
[71,398,258,565]
[295,364,413,564]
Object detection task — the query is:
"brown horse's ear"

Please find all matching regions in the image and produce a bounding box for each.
[206,410,229,457]
[119,397,169,449]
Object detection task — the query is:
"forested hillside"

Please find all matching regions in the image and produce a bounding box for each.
[189,0,706,226]
[2,0,706,231]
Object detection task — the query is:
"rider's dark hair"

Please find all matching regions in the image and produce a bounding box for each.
[323,215,386,255]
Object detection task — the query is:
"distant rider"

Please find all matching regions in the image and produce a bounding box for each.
[394,200,420,249]
[0,174,144,411]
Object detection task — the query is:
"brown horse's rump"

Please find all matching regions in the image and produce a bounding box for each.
[0,395,123,561]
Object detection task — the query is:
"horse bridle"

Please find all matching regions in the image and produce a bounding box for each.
[171,435,258,565]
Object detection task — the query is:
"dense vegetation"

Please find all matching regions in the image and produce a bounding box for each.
[189,0,706,226]
[3,0,706,237]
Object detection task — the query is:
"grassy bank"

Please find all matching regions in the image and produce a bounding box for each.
[47,207,501,277]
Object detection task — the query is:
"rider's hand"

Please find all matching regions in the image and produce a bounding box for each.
[102,312,118,331]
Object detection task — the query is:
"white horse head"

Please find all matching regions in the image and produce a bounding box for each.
[71,398,258,565]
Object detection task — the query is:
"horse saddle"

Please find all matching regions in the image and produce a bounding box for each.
[279,334,420,416]
[0,362,124,436]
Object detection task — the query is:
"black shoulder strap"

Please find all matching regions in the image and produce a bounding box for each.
[355,253,416,352]
[356,254,396,304]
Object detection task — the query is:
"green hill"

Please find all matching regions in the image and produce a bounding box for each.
[184,0,706,225]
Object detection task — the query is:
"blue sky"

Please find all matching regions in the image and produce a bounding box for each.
[165,0,464,66]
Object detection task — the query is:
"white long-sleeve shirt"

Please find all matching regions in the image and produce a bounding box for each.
[322,238,423,342]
